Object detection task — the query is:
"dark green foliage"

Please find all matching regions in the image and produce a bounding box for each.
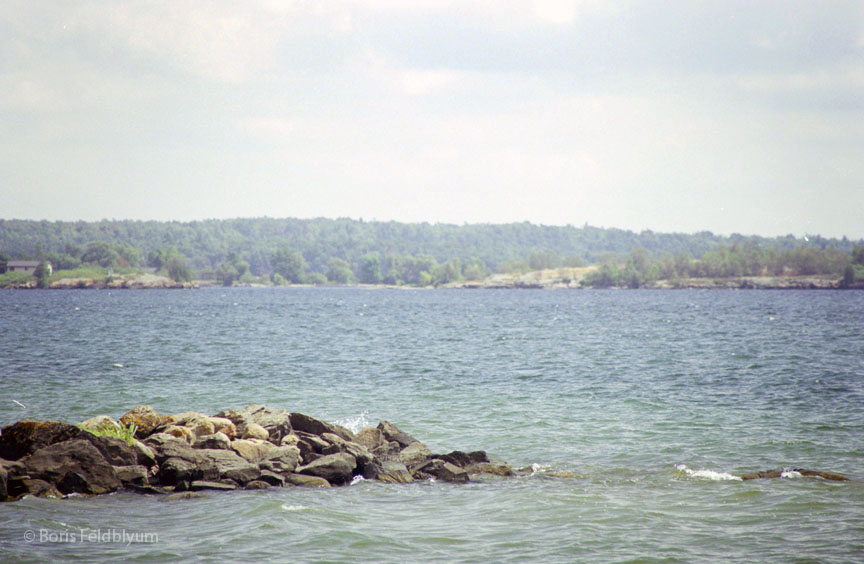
[326,258,353,284]
[0,219,860,287]
[271,246,307,283]
[34,260,51,288]
[359,254,382,284]
[0,250,8,273]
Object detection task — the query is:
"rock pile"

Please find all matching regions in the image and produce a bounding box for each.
[0,404,515,502]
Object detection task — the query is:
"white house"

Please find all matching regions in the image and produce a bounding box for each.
[6,260,52,275]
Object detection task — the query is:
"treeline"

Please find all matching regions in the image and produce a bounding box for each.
[583,244,864,288]
[0,217,862,286]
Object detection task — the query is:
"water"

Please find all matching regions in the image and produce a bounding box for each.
[1,288,863,563]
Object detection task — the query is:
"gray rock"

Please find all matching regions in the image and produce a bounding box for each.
[242,423,269,441]
[9,477,63,499]
[131,440,157,467]
[189,480,237,491]
[216,405,293,443]
[158,457,200,485]
[260,445,301,473]
[296,452,357,485]
[413,459,469,483]
[355,427,386,451]
[230,439,274,463]
[435,450,489,468]
[399,441,432,467]
[290,413,355,442]
[23,439,121,495]
[118,406,173,439]
[193,432,231,450]
[257,470,286,486]
[245,480,272,489]
[0,420,88,460]
[376,461,413,484]
[285,473,330,488]
[87,435,138,467]
[197,449,261,485]
[377,420,417,449]
[113,464,149,486]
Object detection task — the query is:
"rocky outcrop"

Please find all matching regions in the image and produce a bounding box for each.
[740,468,850,481]
[0,405,515,502]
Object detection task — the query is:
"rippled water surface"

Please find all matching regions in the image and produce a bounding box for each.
[1,288,863,562]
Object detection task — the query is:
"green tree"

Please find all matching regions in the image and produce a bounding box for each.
[0,250,9,273]
[166,255,192,282]
[34,260,51,288]
[359,253,382,284]
[271,246,307,283]
[326,258,353,284]
[852,245,864,266]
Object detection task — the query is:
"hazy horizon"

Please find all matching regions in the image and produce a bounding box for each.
[3,1,863,239]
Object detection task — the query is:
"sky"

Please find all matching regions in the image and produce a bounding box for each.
[1,1,863,239]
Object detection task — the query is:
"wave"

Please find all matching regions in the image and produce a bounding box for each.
[675,464,742,481]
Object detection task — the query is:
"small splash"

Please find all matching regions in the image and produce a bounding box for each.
[350,475,366,486]
[280,504,307,512]
[113,363,124,368]
[337,410,371,434]
[781,469,802,479]
[676,464,742,481]
[529,463,551,475]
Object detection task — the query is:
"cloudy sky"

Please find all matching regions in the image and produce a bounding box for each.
[2,1,863,238]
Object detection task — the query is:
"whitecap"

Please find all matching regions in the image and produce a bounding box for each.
[350,475,366,486]
[675,464,742,481]
[336,410,371,434]
[280,504,307,512]
[781,469,802,479]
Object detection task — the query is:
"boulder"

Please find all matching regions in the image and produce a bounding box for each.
[259,445,302,473]
[113,465,149,486]
[435,451,489,468]
[372,441,402,460]
[256,470,286,487]
[194,432,231,450]
[145,434,199,463]
[0,466,6,501]
[8,478,63,499]
[161,425,194,443]
[242,423,269,441]
[285,473,330,488]
[198,449,261,485]
[131,440,158,467]
[118,406,173,439]
[78,415,121,434]
[296,453,357,485]
[245,480,272,489]
[189,480,237,491]
[159,457,215,485]
[377,420,417,449]
[23,439,121,495]
[399,441,432,468]
[375,461,413,484]
[86,435,139,467]
[230,439,274,463]
[207,417,237,439]
[290,413,355,442]
[0,420,88,460]
[167,412,216,438]
[216,405,293,443]
[465,462,515,477]
[280,434,300,447]
[355,427,386,451]
[413,459,469,483]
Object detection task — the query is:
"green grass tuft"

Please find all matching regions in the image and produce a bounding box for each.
[79,421,138,445]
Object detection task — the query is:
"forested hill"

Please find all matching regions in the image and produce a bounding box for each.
[0,217,860,284]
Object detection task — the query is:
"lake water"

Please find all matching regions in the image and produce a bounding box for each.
[1,288,863,563]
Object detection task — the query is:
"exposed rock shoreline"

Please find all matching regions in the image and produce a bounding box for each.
[0,404,850,503]
[0,405,515,502]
